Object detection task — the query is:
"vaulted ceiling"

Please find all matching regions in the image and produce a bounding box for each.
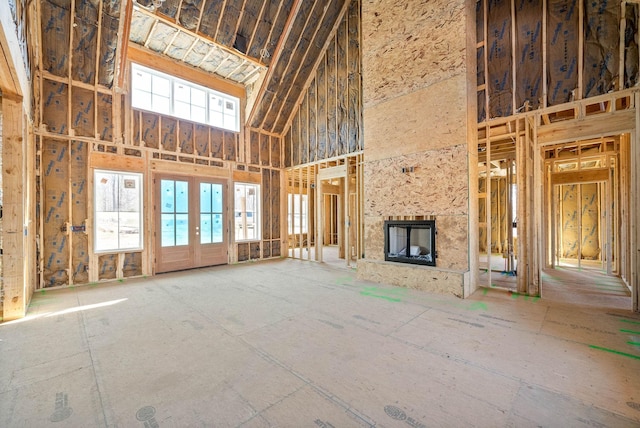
[127,0,349,134]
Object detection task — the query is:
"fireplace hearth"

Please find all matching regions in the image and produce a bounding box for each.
[384,220,436,266]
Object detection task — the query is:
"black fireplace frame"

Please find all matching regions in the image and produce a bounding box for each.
[384,220,436,266]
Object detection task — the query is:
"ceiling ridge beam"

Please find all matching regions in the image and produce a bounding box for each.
[246,0,303,126]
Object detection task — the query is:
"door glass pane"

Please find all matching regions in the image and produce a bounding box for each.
[212,214,223,243]
[161,180,174,213]
[161,214,175,247]
[175,214,189,245]
[212,184,223,212]
[201,214,212,244]
[176,181,189,213]
[200,183,211,212]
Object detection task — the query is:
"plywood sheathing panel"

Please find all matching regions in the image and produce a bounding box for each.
[72,0,98,84]
[43,80,68,134]
[142,112,159,148]
[98,253,117,280]
[364,146,469,217]
[42,139,69,287]
[361,0,466,109]
[356,259,464,297]
[625,4,639,88]
[487,0,513,118]
[547,0,579,106]
[161,117,177,152]
[123,252,142,277]
[515,0,543,110]
[583,0,619,98]
[97,94,113,141]
[98,1,121,87]
[70,141,88,284]
[71,86,95,137]
[363,77,468,162]
[41,0,71,78]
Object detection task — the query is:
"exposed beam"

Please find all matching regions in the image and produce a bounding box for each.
[247,0,303,126]
[117,0,134,90]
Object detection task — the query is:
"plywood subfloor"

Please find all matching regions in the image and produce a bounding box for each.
[1,259,639,427]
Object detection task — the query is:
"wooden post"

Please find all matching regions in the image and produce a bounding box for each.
[2,97,27,320]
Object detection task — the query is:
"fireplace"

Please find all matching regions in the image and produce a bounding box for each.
[384,220,436,266]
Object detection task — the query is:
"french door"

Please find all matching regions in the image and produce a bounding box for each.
[155,174,228,273]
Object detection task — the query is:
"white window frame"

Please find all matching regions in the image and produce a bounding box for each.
[234,182,261,242]
[131,63,240,132]
[94,170,144,253]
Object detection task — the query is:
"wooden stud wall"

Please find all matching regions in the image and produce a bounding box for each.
[477,0,639,123]
[284,0,362,168]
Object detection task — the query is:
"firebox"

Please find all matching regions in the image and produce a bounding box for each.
[384,220,436,266]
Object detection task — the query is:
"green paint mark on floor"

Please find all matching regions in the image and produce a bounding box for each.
[589,345,640,360]
[627,341,640,347]
[40,290,46,295]
[482,288,488,296]
[336,276,354,286]
[468,301,488,311]
[89,282,99,287]
[359,291,401,302]
[118,279,124,283]
[621,329,640,335]
[621,319,640,325]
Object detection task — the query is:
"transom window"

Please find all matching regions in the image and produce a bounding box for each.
[131,63,240,132]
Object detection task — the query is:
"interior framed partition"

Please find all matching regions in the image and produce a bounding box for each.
[285,153,363,267]
[478,89,639,311]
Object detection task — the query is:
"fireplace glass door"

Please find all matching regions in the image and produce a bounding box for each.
[385,220,436,266]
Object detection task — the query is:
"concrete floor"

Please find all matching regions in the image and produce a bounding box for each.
[1,259,640,427]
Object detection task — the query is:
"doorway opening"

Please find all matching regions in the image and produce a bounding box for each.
[542,136,632,308]
[154,173,228,273]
